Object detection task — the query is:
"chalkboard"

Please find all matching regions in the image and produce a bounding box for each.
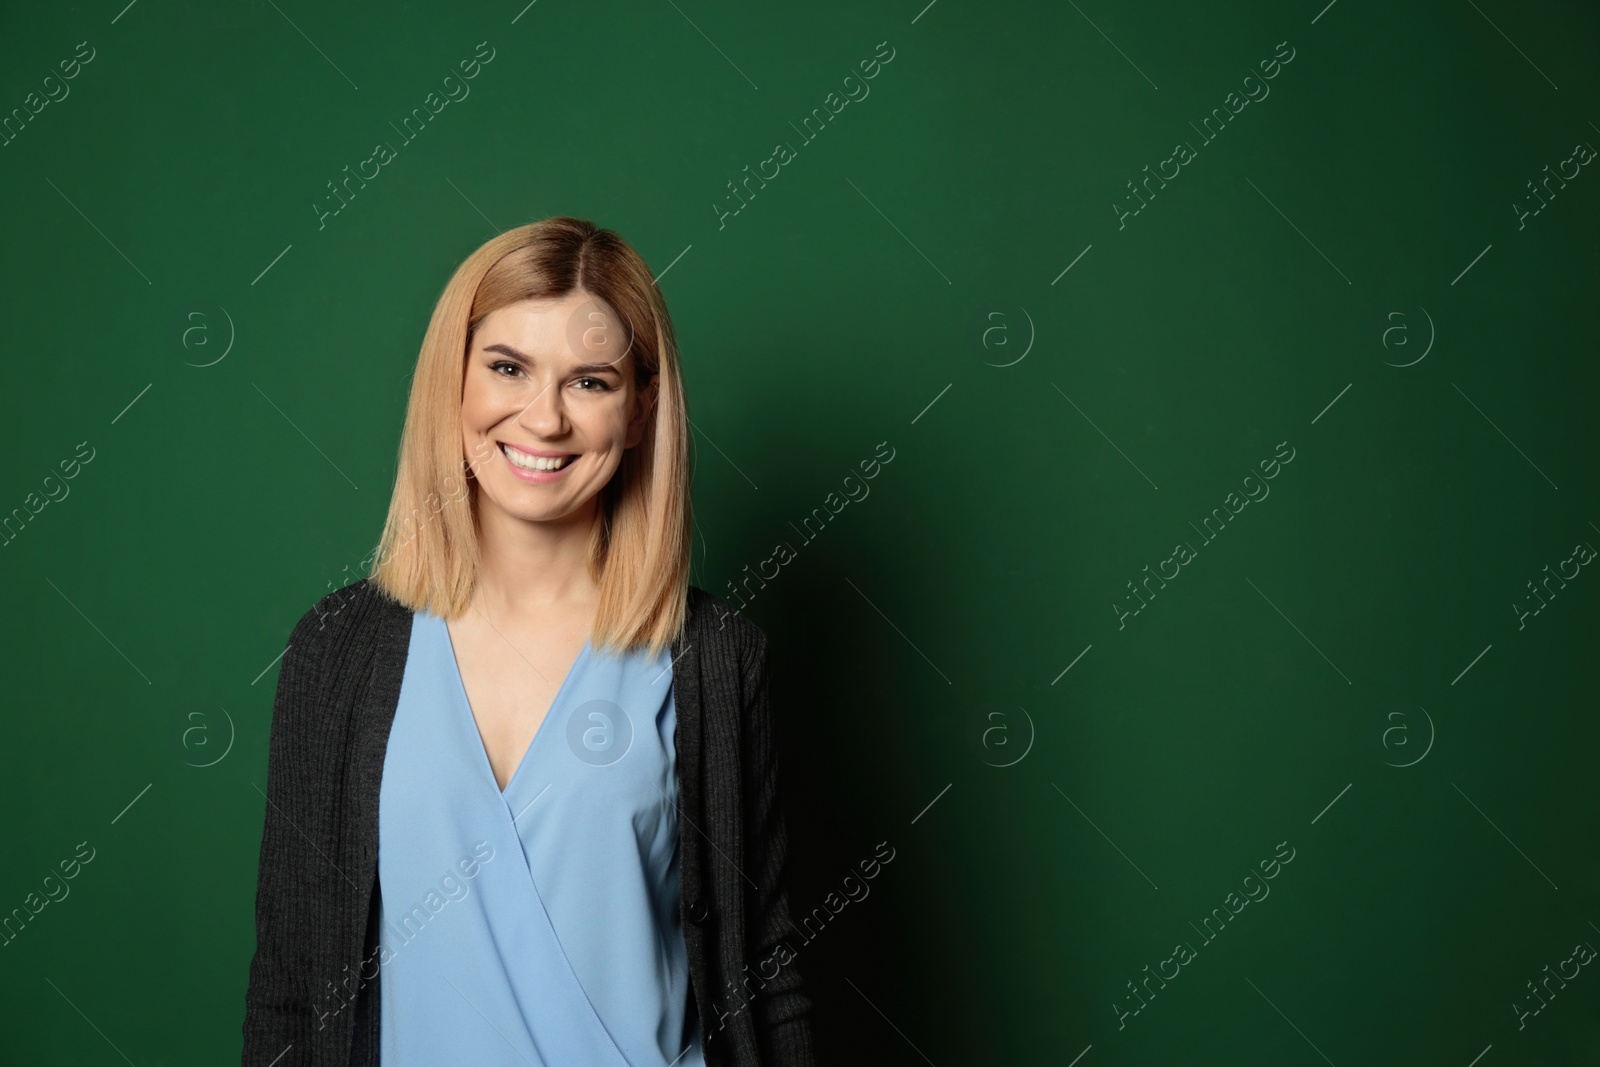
[2,0,1596,1063]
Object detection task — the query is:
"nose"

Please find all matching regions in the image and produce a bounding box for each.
[514,371,568,437]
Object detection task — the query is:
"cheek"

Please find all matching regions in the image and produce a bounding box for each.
[459,381,504,431]
[577,398,628,437]
[463,434,496,472]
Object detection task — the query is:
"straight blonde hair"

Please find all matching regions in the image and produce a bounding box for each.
[368,217,692,659]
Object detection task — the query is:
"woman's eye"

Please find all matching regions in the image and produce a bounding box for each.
[486,362,608,391]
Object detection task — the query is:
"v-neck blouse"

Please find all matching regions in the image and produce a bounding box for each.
[375,608,706,1066]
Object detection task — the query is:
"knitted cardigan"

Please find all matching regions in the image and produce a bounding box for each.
[241,578,816,1066]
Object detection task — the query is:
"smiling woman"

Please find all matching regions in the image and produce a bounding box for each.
[244,217,816,1067]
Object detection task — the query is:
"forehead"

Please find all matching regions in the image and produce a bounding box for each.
[479,292,617,335]
[475,293,632,365]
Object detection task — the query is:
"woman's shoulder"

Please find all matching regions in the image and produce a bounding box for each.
[685,584,768,658]
[284,577,402,658]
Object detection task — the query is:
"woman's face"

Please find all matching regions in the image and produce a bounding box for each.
[461,290,657,527]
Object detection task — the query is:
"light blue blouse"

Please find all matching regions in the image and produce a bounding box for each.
[376,609,706,1067]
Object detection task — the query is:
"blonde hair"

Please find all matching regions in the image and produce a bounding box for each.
[368,217,692,659]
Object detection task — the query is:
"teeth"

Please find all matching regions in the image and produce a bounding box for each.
[503,445,573,472]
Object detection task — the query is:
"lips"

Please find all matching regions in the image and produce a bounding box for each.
[499,442,577,473]
[499,441,582,479]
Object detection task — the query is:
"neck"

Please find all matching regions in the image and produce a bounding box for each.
[471,497,602,620]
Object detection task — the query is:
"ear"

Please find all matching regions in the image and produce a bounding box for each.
[625,373,659,449]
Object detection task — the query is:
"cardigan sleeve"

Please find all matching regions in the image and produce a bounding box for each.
[241,604,330,1066]
[739,627,819,1066]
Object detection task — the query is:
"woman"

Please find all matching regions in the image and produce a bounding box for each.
[242,217,816,1066]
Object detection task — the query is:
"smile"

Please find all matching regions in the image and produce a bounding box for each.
[500,442,578,473]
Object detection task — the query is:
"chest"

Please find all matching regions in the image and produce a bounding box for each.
[445,619,590,792]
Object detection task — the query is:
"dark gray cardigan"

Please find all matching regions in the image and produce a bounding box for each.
[241,578,816,1066]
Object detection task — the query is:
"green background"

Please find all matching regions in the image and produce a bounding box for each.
[2,0,1597,1062]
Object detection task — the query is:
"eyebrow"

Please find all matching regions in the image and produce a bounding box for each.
[481,342,623,377]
